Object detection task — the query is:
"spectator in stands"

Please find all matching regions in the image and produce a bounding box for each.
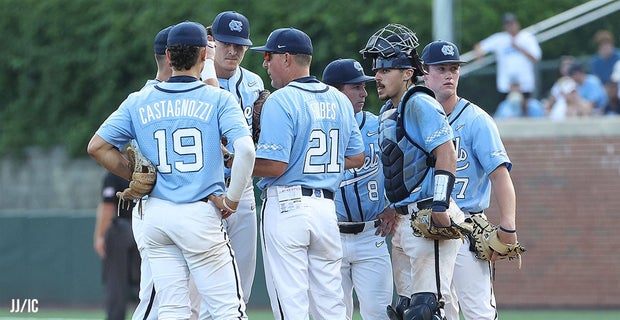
[474,12,542,115]
[544,55,576,116]
[546,61,608,120]
[494,80,545,119]
[567,62,608,115]
[589,30,620,85]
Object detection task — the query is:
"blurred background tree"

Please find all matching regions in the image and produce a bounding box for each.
[1,0,618,157]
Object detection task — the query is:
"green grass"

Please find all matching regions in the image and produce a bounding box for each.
[0,308,619,319]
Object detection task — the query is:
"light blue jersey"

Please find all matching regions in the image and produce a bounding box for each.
[96,76,251,203]
[379,86,453,207]
[218,66,265,126]
[335,111,384,222]
[449,98,511,212]
[218,66,265,178]
[256,77,365,193]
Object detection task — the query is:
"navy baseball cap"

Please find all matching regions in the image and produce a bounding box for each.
[250,27,313,55]
[154,25,173,55]
[167,21,208,47]
[322,59,374,86]
[421,40,466,65]
[212,11,252,46]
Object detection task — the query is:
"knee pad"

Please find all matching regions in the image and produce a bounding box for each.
[402,292,443,320]
[386,295,411,320]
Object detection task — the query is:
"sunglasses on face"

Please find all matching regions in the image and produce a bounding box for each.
[264,51,284,61]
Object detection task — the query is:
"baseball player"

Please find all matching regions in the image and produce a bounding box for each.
[198,11,264,311]
[87,21,255,319]
[250,28,365,319]
[360,24,463,320]
[93,170,140,320]
[132,25,210,320]
[322,58,397,319]
[421,40,518,320]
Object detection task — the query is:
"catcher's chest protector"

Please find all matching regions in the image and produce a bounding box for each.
[379,86,435,203]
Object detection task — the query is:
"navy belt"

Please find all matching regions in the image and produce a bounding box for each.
[395,199,433,215]
[338,220,381,234]
[301,187,334,200]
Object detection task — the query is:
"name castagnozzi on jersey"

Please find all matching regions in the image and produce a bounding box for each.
[138,99,216,124]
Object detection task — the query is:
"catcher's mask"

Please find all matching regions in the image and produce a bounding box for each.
[360,23,425,75]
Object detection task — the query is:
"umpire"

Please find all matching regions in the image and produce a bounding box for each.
[93,171,141,320]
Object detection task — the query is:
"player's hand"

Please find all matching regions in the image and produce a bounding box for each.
[492,229,518,261]
[431,211,451,227]
[94,236,106,258]
[207,194,238,219]
[375,207,397,237]
[206,40,216,60]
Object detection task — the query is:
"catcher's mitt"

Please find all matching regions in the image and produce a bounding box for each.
[116,145,156,201]
[252,89,270,143]
[464,215,526,267]
[410,208,470,241]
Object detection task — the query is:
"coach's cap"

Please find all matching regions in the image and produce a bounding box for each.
[167,21,208,47]
[322,59,374,86]
[154,25,173,55]
[251,27,313,55]
[421,40,466,65]
[212,11,252,46]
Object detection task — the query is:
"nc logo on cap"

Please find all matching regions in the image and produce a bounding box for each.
[441,44,456,57]
[229,20,243,33]
[354,61,364,73]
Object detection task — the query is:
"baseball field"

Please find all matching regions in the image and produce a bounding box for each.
[1,308,619,319]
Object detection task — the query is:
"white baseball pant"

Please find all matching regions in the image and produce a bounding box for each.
[391,202,463,320]
[340,227,393,320]
[142,197,246,320]
[260,186,346,320]
[444,214,497,320]
[199,185,257,320]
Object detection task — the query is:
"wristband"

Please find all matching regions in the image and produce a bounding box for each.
[499,225,516,233]
[222,197,237,213]
[201,58,216,81]
[432,170,455,212]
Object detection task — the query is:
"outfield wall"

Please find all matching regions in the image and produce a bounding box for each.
[1,116,619,309]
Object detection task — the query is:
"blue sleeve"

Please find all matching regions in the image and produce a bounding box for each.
[471,113,511,173]
[255,93,294,163]
[405,93,453,153]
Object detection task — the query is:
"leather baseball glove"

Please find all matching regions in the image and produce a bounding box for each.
[252,89,270,143]
[410,208,470,241]
[464,215,526,267]
[116,145,156,201]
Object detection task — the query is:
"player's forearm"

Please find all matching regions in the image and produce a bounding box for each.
[490,165,517,229]
[431,141,457,174]
[87,135,132,180]
[344,152,365,169]
[226,136,255,202]
[253,158,287,177]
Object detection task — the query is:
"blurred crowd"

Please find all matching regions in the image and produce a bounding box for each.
[493,28,620,120]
